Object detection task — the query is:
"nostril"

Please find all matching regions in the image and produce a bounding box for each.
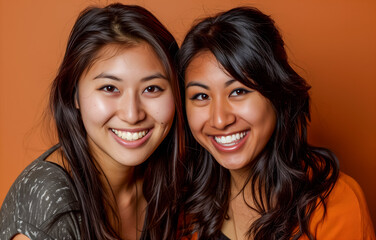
[118,103,147,124]
[210,107,236,129]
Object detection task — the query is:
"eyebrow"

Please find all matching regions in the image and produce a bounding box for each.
[94,72,168,82]
[185,79,237,89]
[141,73,168,82]
[185,81,209,90]
[224,79,237,87]
[94,73,121,81]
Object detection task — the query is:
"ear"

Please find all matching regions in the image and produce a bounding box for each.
[74,89,80,109]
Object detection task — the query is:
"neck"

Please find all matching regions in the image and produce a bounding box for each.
[229,167,266,205]
[92,149,141,197]
[229,168,251,198]
[102,163,138,197]
[93,152,147,239]
[223,169,260,240]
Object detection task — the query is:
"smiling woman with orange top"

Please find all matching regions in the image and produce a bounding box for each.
[177,7,375,240]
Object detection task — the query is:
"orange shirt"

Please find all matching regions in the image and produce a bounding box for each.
[180,172,375,239]
[302,172,375,240]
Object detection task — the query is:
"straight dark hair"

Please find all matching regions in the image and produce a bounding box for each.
[179,7,339,240]
[50,3,184,239]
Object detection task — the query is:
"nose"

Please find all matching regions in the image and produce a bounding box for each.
[118,92,146,124]
[209,98,235,129]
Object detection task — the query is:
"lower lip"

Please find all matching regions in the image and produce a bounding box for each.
[110,129,153,149]
[211,132,249,153]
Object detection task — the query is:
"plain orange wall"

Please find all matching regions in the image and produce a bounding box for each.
[1,0,375,229]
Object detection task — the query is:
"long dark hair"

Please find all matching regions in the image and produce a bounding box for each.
[50,3,183,239]
[179,7,339,240]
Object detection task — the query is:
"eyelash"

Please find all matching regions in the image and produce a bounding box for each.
[143,85,163,93]
[230,88,250,96]
[190,88,251,101]
[100,85,119,93]
[190,93,209,101]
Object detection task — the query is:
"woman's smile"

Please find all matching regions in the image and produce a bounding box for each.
[210,130,249,152]
[110,128,153,148]
[111,128,150,141]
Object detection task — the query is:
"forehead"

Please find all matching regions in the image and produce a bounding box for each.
[94,42,158,66]
[185,51,232,84]
[81,42,166,78]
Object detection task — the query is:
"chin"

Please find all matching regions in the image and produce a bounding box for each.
[215,157,249,171]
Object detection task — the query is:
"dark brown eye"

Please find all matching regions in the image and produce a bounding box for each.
[144,85,163,93]
[191,93,209,101]
[100,85,119,93]
[230,88,250,96]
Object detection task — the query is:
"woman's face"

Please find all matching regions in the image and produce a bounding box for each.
[185,51,276,172]
[76,43,175,168]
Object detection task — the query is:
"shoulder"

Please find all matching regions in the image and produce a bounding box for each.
[308,172,375,239]
[0,149,81,239]
[326,172,372,225]
[18,158,80,217]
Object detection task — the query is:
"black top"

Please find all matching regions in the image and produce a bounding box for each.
[0,146,81,239]
[219,232,230,240]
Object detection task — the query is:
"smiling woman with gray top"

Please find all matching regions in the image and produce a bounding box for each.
[0,3,184,240]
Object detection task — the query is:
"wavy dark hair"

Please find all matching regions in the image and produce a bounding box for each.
[178,7,339,240]
[50,3,184,239]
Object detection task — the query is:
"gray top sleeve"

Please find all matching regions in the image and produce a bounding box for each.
[0,146,81,240]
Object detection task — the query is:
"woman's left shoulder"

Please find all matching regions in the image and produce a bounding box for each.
[329,172,371,216]
[309,172,375,239]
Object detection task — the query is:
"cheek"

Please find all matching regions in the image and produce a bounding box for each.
[236,97,274,125]
[237,103,264,123]
[79,94,115,125]
[238,99,276,138]
[147,92,175,127]
[186,102,206,136]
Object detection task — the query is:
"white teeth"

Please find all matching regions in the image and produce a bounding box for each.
[214,131,248,145]
[111,129,148,141]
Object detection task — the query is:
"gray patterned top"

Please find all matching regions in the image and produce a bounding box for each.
[0,146,81,239]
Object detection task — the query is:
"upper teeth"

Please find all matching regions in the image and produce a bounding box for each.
[112,129,148,141]
[214,131,247,145]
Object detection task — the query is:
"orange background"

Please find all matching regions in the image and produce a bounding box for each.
[1,0,375,229]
